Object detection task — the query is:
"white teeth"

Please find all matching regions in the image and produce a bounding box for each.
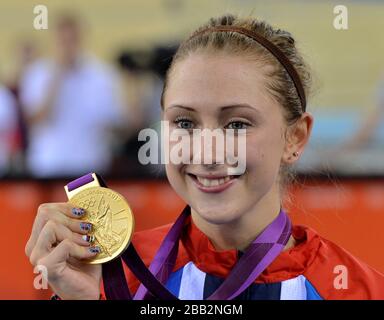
[196,176,232,187]
[211,180,219,186]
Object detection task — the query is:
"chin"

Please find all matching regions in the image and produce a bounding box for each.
[191,201,242,225]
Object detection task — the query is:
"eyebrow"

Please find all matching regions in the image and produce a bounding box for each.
[166,103,262,115]
[166,105,196,112]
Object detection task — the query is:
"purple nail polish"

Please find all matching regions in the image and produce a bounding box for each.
[89,246,101,254]
[80,222,92,231]
[72,208,85,216]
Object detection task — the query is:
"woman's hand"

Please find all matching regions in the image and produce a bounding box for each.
[25,203,102,300]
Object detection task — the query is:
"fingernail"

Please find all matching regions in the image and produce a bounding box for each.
[82,235,95,243]
[72,208,85,217]
[89,246,101,254]
[80,222,92,231]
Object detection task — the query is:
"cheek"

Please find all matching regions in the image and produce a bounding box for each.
[165,162,188,198]
[165,163,181,184]
[245,131,284,179]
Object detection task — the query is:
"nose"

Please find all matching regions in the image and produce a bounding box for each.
[191,129,225,166]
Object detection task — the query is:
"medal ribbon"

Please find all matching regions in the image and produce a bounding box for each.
[67,173,292,300]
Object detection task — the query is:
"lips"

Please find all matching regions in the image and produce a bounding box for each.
[187,173,241,193]
[195,175,232,187]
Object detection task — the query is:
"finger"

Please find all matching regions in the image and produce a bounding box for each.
[38,203,87,219]
[47,203,87,218]
[38,239,101,273]
[26,204,91,256]
[29,220,94,266]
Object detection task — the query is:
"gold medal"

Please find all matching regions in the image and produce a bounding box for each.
[65,174,134,264]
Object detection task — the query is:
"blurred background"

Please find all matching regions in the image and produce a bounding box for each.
[0,0,383,299]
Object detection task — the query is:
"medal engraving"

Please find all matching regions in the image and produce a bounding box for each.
[69,187,134,264]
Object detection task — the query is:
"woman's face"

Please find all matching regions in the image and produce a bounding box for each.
[162,51,292,225]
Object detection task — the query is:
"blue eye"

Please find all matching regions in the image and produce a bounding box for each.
[226,121,249,130]
[174,118,195,130]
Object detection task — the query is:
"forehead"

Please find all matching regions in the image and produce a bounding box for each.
[164,52,276,112]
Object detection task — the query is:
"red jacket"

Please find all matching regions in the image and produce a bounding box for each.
[102,215,384,299]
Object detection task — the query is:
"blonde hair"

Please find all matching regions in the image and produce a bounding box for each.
[161,14,313,195]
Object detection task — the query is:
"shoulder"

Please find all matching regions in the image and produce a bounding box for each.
[24,59,53,77]
[300,225,384,299]
[82,55,117,80]
[0,87,16,126]
[20,59,53,91]
[0,86,15,106]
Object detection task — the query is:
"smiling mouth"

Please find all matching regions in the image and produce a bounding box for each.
[187,173,241,192]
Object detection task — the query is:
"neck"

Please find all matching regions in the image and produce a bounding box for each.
[191,184,295,252]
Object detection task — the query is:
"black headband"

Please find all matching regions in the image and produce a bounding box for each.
[188,26,307,112]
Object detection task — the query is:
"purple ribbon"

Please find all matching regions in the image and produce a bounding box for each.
[67,174,95,191]
[67,173,292,300]
[133,206,290,300]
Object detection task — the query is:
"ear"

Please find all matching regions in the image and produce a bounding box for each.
[282,112,314,164]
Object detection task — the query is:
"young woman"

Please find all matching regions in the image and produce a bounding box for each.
[25,14,384,300]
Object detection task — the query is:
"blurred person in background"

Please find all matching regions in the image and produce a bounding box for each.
[113,47,175,177]
[5,38,39,175]
[20,13,126,178]
[0,84,18,177]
